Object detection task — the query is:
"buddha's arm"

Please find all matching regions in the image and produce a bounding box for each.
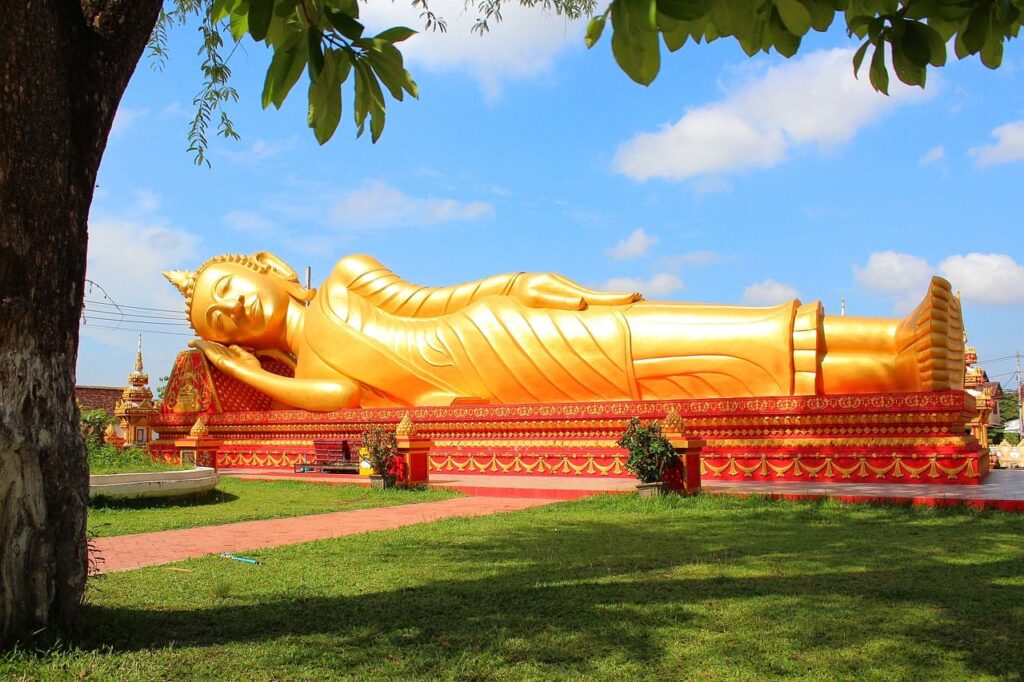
[190,340,360,410]
[332,254,641,316]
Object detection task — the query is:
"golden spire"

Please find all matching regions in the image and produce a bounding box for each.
[135,334,144,373]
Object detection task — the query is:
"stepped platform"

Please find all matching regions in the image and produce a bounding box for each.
[153,389,987,486]
[220,468,1024,510]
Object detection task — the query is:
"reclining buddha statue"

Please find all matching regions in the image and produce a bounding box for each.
[164,252,964,411]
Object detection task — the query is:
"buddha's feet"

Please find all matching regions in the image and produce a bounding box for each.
[894,277,965,391]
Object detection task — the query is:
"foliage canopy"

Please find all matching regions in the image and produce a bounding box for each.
[160,0,1022,163]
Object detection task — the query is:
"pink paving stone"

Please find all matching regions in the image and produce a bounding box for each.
[92,496,556,574]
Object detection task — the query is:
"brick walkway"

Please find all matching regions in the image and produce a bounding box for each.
[91,496,556,574]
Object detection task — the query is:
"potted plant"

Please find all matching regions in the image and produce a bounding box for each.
[362,424,398,489]
[617,417,679,497]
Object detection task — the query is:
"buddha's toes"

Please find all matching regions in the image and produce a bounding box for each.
[896,277,965,391]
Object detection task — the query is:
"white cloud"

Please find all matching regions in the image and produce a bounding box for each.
[224,210,279,234]
[603,273,684,298]
[81,197,202,383]
[854,251,1024,310]
[329,181,494,229]
[968,119,1024,167]
[919,145,945,165]
[362,0,583,100]
[854,251,932,295]
[222,137,297,164]
[615,48,932,182]
[741,279,800,305]
[607,228,658,260]
[110,107,149,138]
[938,253,1024,305]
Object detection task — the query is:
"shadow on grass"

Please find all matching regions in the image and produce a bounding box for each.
[75,496,1024,677]
[88,489,240,510]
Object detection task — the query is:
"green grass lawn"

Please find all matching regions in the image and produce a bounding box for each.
[88,477,461,537]
[6,494,1023,680]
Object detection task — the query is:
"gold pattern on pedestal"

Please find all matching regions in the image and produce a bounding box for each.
[395,413,415,437]
[189,415,209,438]
[661,408,685,434]
[113,335,160,445]
[164,253,966,411]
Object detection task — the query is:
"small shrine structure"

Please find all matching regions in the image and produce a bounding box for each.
[113,336,160,447]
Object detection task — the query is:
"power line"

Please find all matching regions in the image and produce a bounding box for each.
[82,314,190,327]
[83,305,184,321]
[84,299,184,315]
[80,323,193,337]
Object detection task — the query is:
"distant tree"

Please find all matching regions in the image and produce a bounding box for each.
[79,409,114,448]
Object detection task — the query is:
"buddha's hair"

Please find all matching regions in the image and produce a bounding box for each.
[163,252,311,325]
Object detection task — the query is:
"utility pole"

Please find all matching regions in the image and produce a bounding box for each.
[1017,352,1023,437]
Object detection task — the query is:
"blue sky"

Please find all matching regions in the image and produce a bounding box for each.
[79,1,1024,392]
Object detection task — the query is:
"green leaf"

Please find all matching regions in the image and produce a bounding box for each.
[325,8,365,41]
[769,9,801,57]
[307,30,325,82]
[892,39,926,86]
[868,41,889,94]
[229,4,249,42]
[261,30,308,110]
[801,0,835,32]
[375,26,417,43]
[774,0,812,35]
[658,13,689,51]
[980,32,1004,68]
[657,0,709,22]
[610,0,661,85]
[248,0,273,42]
[852,40,870,77]
[307,49,342,145]
[961,4,990,53]
[211,0,241,23]
[585,14,607,48]
[915,22,947,66]
[899,21,932,67]
[366,41,412,101]
[353,60,371,136]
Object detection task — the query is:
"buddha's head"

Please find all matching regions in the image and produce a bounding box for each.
[163,252,314,349]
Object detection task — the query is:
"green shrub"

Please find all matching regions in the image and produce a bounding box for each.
[362,424,397,476]
[80,408,113,446]
[87,442,176,474]
[616,417,678,484]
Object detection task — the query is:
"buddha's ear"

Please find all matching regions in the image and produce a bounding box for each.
[252,251,299,283]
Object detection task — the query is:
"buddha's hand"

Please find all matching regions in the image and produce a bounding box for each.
[511,273,643,310]
[189,339,263,377]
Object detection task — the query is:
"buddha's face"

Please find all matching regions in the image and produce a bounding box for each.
[190,262,291,348]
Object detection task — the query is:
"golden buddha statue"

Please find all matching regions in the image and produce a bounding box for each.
[164,252,964,411]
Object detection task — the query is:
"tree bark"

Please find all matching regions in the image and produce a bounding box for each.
[0,0,162,644]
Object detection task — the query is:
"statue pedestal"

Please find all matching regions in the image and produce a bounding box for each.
[173,437,222,469]
[664,434,704,495]
[396,434,431,488]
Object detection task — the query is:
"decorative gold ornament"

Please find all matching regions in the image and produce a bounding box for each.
[189,416,209,438]
[395,412,415,437]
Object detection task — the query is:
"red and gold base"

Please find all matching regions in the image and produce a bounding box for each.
[151,354,987,485]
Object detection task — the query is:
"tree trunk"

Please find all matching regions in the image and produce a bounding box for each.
[0,0,162,645]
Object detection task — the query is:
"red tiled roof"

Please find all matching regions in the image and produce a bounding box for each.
[76,385,123,414]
